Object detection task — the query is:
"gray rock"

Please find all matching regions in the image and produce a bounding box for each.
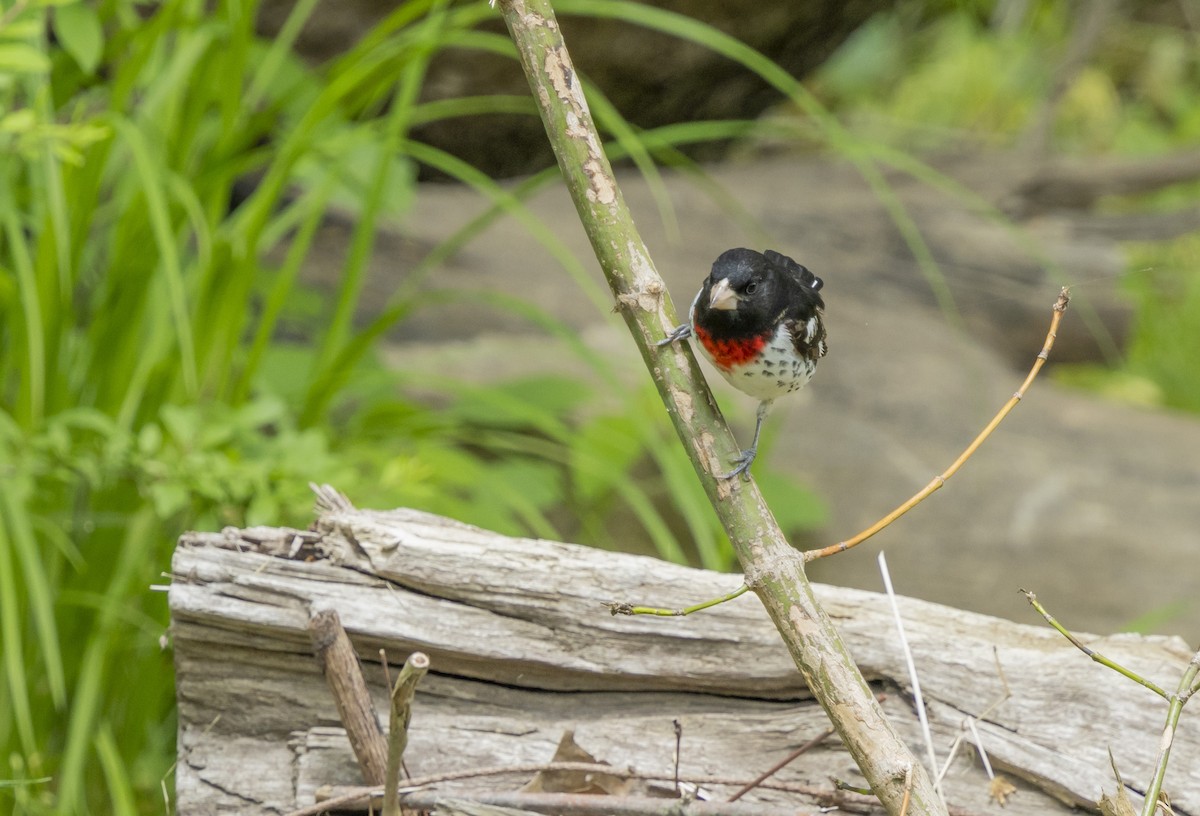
[313,153,1200,637]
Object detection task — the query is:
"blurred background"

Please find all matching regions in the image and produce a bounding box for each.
[2,0,1198,811]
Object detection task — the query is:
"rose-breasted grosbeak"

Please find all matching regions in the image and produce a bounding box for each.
[659,248,828,479]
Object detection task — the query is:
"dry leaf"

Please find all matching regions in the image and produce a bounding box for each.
[1098,787,1138,816]
[1098,748,1138,816]
[988,775,1017,806]
[521,730,633,796]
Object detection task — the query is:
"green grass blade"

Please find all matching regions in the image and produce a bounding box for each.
[410,94,537,125]
[94,724,137,816]
[2,203,46,426]
[243,0,322,112]
[36,116,73,302]
[0,505,37,756]
[0,489,66,707]
[106,115,199,399]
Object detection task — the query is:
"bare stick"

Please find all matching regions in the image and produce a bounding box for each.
[399,791,851,816]
[805,288,1070,562]
[381,651,430,816]
[899,765,914,816]
[379,648,393,691]
[307,608,389,786]
[606,583,749,617]
[309,774,986,816]
[298,760,869,816]
[879,553,941,803]
[672,720,683,796]
[727,727,835,802]
[1021,590,1168,699]
[494,0,945,812]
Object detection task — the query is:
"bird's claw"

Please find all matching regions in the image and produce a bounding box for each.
[717,448,757,481]
[656,323,692,347]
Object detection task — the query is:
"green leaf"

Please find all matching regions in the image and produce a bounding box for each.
[0,109,36,133]
[0,42,50,73]
[54,2,104,74]
[0,777,52,789]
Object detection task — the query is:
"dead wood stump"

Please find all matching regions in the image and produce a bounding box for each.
[170,503,1198,815]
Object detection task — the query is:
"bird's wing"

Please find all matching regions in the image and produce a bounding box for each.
[785,311,828,362]
[764,249,823,293]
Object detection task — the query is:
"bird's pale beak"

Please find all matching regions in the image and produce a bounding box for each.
[708,278,738,311]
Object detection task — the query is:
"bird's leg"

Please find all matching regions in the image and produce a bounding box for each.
[656,323,692,347]
[719,399,774,480]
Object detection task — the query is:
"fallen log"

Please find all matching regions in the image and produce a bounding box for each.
[169,502,1198,815]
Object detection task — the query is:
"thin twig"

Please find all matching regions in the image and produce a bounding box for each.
[899,765,914,816]
[964,720,994,780]
[606,584,749,617]
[804,288,1070,562]
[879,553,942,803]
[379,648,393,691]
[398,791,847,816]
[672,720,683,796]
[308,608,389,786]
[727,727,835,802]
[308,769,995,816]
[381,652,430,816]
[1021,590,1169,699]
[293,761,857,816]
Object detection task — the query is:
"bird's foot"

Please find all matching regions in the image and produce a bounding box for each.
[656,323,692,347]
[717,447,757,481]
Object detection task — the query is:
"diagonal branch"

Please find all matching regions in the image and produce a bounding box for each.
[805,289,1070,562]
[495,1,945,813]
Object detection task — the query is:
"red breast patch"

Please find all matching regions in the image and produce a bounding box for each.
[694,326,767,372]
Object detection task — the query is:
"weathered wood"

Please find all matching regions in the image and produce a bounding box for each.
[170,507,1199,815]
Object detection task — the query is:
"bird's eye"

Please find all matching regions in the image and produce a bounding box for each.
[745,281,758,294]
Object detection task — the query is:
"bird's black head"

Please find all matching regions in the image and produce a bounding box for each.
[698,248,823,337]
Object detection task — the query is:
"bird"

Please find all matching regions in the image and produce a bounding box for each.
[658,248,828,479]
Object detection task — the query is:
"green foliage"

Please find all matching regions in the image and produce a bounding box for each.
[812,1,1200,153]
[814,7,1048,145]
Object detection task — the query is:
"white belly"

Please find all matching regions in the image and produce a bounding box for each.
[699,323,816,401]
